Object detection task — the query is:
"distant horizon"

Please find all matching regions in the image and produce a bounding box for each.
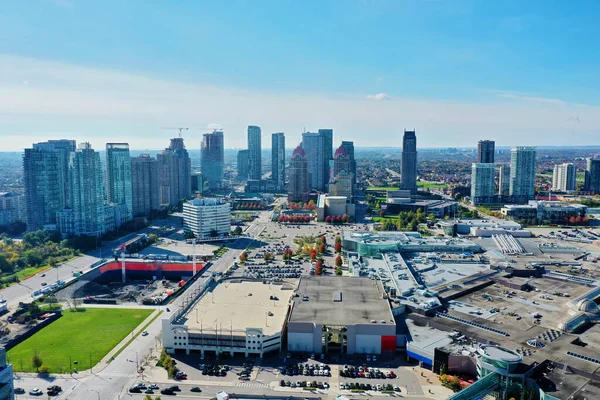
[3,144,600,154]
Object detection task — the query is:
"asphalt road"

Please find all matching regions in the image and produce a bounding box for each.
[13,211,272,400]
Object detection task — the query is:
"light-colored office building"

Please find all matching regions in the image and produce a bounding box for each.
[183,198,231,238]
[509,147,536,204]
[497,165,510,196]
[552,163,576,192]
[471,163,497,205]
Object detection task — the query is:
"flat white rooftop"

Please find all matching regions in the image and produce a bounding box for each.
[183,280,292,336]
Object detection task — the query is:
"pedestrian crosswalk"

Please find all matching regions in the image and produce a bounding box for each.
[236,382,268,388]
[100,372,136,378]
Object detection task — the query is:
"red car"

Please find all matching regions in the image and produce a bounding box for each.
[175,371,187,380]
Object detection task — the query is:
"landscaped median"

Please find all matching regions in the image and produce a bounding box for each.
[7,307,152,373]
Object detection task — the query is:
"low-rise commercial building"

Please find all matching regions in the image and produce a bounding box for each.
[385,191,458,218]
[501,201,587,223]
[183,198,231,238]
[342,231,481,257]
[315,194,355,222]
[287,276,396,356]
[163,280,293,358]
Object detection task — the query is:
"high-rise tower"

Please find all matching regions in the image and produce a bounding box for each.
[106,143,133,222]
[552,163,576,192]
[158,137,191,206]
[57,143,106,237]
[288,146,310,203]
[272,133,285,192]
[509,147,537,203]
[400,130,417,195]
[237,149,249,180]
[585,158,600,194]
[340,141,356,185]
[131,154,160,217]
[302,132,326,191]
[23,139,76,231]
[247,125,262,180]
[477,140,495,163]
[201,130,225,190]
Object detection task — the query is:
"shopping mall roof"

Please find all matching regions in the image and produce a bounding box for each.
[289,276,395,326]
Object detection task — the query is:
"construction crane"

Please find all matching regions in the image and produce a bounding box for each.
[161,127,189,138]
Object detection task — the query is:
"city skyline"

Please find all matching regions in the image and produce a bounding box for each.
[1,2,600,150]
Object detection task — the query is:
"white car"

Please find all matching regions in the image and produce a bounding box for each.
[29,389,43,396]
[141,331,149,336]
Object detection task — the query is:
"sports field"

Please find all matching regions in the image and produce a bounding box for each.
[7,307,153,373]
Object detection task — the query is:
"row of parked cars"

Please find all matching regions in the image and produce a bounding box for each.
[280,362,331,377]
[129,382,202,395]
[201,364,229,377]
[341,382,402,392]
[280,380,330,389]
[341,365,397,379]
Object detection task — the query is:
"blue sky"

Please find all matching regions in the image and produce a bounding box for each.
[1,0,599,150]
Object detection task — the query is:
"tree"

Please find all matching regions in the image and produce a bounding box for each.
[335,241,342,253]
[309,249,317,261]
[335,235,342,243]
[239,251,248,263]
[335,255,343,267]
[183,230,195,240]
[233,226,243,235]
[32,351,43,372]
[278,215,284,223]
[318,244,326,254]
[210,229,219,237]
[0,254,13,273]
[335,268,343,276]
[341,214,349,223]
[325,216,332,223]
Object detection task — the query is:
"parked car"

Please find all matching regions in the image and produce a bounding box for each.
[128,387,142,393]
[14,388,25,394]
[160,388,174,395]
[148,384,160,390]
[29,388,43,396]
[190,386,202,392]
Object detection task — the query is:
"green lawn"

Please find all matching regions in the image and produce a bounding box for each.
[7,308,152,373]
[16,265,52,281]
[366,186,398,191]
[417,181,448,189]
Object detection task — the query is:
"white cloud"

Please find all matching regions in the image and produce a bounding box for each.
[1,54,599,150]
[366,93,390,102]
